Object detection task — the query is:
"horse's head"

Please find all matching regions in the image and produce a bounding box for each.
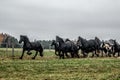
[65,38,70,42]
[95,37,101,42]
[51,40,56,46]
[19,35,29,44]
[102,41,113,53]
[19,35,24,43]
[76,36,83,49]
[51,40,60,49]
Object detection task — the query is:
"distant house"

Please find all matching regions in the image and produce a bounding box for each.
[0,33,8,44]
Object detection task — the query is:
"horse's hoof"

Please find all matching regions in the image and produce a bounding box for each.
[40,54,43,57]
[19,57,22,59]
[27,52,32,55]
[32,57,35,59]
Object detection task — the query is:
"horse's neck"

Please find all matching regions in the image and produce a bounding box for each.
[59,41,64,47]
[114,42,119,48]
[54,43,59,49]
[96,38,101,43]
[81,38,87,45]
[23,40,31,47]
[55,43,58,48]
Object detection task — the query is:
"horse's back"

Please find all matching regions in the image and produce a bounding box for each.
[31,41,43,49]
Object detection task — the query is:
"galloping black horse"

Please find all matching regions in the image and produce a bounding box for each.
[101,39,115,57]
[77,36,99,57]
[51,40,59,56]
[19,35,43,59]
[113,40,120,57]
[56,36,79,59]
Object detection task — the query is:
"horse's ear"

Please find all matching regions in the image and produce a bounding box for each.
[95,36,98,39]
[56,36,59,38]
[53,40,55,42]
[20,35,24,37]
[56,36,59,40]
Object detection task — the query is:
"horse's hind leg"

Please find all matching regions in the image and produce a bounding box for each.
[75,51,79,58]
[20,49,25,59]
[70,52,74,58]
[32,51,38,59]
[91,52,95,58]
[65,52,69,58]
[39,50,43,57]
[82,51,87,58]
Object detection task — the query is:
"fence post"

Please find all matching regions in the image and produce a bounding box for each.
[49,44,51,51]
[12,43,14,58]
[6,43,8,57]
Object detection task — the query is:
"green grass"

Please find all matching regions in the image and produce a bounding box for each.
[0,48,120,80]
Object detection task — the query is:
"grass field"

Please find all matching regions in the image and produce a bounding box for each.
[0,48,120,80]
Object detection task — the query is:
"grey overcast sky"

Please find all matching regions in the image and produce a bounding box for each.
[0,0,120,41]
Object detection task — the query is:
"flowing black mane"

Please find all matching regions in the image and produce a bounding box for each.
[22,35,29,41]
[78,36,87,46]
[56,36,64,43]
[19,35,30,43]
[95,37,100,42]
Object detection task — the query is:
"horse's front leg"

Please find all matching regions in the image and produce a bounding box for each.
[75,50,80,58]
[58,51,62,59]
[70,52,74,58]
[65,52,69,58]
[20,49,25,59]
[62,52,65,59]
[101,50,104,57]
[91,51,95,58]
[95,50,99,57]
[55,50,58,56]
[82,51,87,58]
[112,52,115,57]
[32,51,38,59]
[27,50,32,55]
[118,52,120,57]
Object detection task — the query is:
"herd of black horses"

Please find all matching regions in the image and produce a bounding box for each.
[19,35,120,59]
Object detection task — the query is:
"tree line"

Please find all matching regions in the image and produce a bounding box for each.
[0,37,53,49]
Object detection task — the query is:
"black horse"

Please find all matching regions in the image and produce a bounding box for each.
[56,36,79,59]
[19,35,43,59]
[94,37,110,57]
[77,36,99,57]
[100,40,109,57]
[101,39,115,57]
[110,40,120,57]
[51,40,59,56]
